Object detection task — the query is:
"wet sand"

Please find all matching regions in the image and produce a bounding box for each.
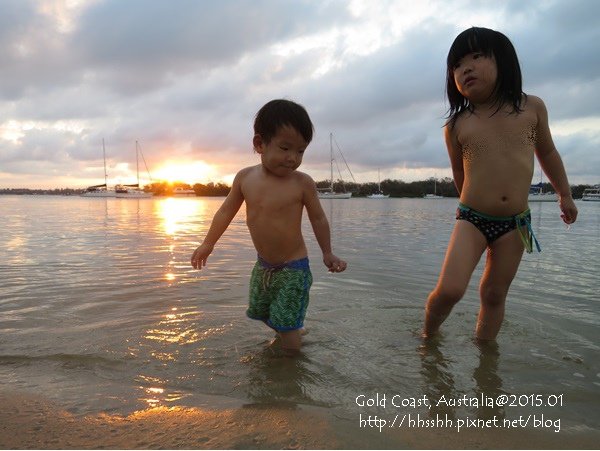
[0,391,340,449]
[2,391,599,449]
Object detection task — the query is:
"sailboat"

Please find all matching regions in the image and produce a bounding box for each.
[423,177,443,199]
[367,169,389,198]
[81,139,116,197]
[115,141,153,198]
[528,169,557,202]
[317,133,352,199]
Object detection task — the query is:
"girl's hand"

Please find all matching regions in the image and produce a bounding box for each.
[559,196,578,224]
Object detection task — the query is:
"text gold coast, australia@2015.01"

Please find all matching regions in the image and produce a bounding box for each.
[354,392,564,409]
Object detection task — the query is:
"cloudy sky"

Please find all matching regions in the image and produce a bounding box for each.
[1,0,599,189]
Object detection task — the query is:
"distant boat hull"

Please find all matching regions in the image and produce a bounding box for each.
[367,193,389,199]
[173,189,196,196]
[81,189,116,198]
[528,193,558,202]
[528,184,558,202]
[423,194,444,199]
[116,190,152,199]
[318,191,352,199]
[582,187,600,201]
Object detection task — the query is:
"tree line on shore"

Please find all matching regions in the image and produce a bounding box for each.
[320,178,594,199]
[316,177,459,198]
[1,178,595,199]
[149,178,462,197]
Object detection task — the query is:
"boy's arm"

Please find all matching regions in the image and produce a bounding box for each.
[444,123,464,195]
[532,96,578,224]
[191,170,245,269]
[302,175,347,273]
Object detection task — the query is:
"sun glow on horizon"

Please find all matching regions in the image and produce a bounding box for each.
[152,161,218,185]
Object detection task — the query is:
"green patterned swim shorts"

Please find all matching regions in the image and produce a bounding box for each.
[246,255,313,331]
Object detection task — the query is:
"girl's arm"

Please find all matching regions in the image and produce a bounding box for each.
[191,170,245,269]
[532,96,578,224]
[302,175,347,273]
[444,123,464,195]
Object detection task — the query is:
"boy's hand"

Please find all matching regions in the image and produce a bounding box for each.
[559,196,578,224]
[323,253,347,273]
[191,244,214,270]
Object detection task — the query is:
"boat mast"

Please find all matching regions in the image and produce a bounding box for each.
[136,140,140,187]
[330,132,334,191]
[102,138,108,187]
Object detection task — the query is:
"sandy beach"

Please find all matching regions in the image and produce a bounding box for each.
[0,391,341,449]
[2,390,599,449]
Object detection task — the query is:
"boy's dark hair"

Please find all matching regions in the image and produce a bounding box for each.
[445,27,525,126]
[254,99,314,144]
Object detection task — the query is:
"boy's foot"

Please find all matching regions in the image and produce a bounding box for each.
[275,327,308,337]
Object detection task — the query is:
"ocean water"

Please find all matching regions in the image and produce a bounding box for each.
[0,195,598,441]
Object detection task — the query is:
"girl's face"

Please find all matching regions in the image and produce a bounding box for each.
[452,52,498,104]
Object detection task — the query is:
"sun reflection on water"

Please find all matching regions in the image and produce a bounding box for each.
[141,387,164,408]
[155,197,208,284]
[138,385,188,408]
[155,197,206,237]
[143,307,203,349]
[136,303,232,410]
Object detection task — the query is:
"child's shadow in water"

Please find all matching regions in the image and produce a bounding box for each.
[473,339,506,420]
[418,336,506,421]
[240,336,327,410]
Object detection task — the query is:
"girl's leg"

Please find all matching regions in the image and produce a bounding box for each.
[424,221,486,337]
[278,330,302,354]
[476,230,525,340]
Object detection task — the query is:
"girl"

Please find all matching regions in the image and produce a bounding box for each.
[423,27,578,341]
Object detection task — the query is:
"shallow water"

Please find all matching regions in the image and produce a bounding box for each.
[0,195,598,442]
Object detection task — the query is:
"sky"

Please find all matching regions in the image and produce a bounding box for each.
[0,0,599,189]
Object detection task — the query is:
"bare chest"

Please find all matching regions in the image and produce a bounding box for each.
[242,177,304,217]
[457,112,537,161]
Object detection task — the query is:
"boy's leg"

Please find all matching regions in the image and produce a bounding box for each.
[424,221,486,337]
[268,266,311,353]
[476,230,525,340]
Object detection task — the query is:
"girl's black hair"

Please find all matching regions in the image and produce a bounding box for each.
[445,27,525,126]
[254,99,314,144]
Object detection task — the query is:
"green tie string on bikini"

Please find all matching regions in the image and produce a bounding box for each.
[516,211,541,253]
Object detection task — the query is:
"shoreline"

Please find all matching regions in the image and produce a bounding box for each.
[2,391,599,449]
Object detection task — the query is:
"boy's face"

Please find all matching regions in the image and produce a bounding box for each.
[452,51,498,104]
[253,125,308,177]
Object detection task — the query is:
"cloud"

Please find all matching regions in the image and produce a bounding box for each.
[1,0,599,188]
[69,0,349,95]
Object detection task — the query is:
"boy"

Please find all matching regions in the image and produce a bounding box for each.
[191,99,347,352]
